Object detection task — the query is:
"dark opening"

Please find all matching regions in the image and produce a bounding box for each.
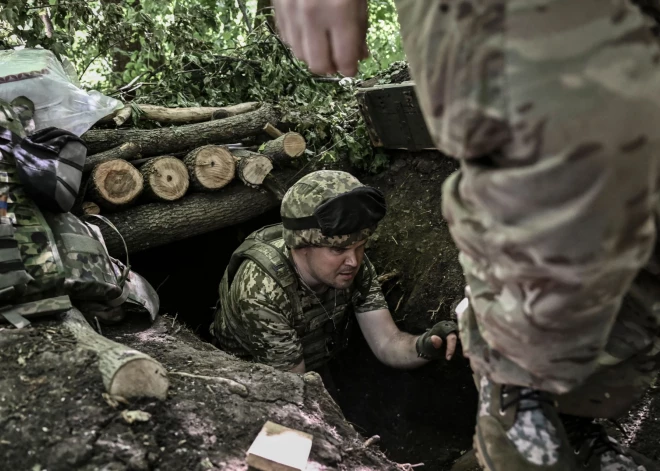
[129,210,476,470]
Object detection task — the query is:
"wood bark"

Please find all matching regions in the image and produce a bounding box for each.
[184,145,235,191]
[90,160,144,210]
[232,149,273,188]
[98,184,280,255]
[140,156,189,202]
[84,142,142,172]
[62,308,169,400]
[261,132,306,165]
[84,103,279,156]
[98,102,261,126]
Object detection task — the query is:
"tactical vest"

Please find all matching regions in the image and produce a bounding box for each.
[0,148,157,327]
[214,224,372,371]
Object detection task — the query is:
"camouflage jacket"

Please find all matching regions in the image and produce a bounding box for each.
[212,225,388,371]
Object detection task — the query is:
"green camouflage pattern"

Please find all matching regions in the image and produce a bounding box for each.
[281,170,376,249]
[44,212,124,303]
[0,99,151,322]
[396,0,660,400]
[213,236,387,370]
[0,295,73,324]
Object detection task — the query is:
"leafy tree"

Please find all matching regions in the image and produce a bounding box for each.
[0,0,404,172]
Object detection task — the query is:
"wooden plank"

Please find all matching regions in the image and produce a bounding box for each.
[355,81,436,151]
[246,421,313,471]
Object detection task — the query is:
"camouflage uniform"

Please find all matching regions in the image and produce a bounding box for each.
[394,0,660,418]
[212,171,388,371]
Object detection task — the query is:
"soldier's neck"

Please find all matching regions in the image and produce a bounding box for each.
[290,250,329,294]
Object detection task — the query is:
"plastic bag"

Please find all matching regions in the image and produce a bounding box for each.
[0,48,122,136]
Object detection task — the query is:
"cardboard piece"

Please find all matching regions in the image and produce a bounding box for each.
[246,421,313,471]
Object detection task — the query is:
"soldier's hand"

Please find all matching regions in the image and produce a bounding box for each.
[272,0,369,77]
[415,320,458,361]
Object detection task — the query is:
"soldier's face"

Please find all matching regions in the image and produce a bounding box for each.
[305,240,367,290]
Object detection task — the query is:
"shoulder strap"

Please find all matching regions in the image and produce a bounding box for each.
[226,224,304,320]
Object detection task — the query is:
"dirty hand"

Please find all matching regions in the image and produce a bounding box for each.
[415,320,458,361]
[272,0,369,77]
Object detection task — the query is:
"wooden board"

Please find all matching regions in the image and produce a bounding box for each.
[355,81,435,151]
[246,421,313,471]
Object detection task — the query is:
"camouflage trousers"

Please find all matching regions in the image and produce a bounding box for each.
[395,0,660,417]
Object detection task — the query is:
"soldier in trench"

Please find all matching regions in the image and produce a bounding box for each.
[211,170,459,374]
[271,1,660,471]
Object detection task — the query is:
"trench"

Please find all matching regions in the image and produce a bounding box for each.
[127,207,478,470]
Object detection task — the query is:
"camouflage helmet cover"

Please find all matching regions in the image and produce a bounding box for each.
[281,170,382,249]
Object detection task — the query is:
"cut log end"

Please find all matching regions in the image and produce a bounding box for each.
[185,145,235,191]
[281,133,306,157]
[237,154,273,188]
[261,132,306,165]
[141,156,190,201]
[92,159,144,209]
[82,201,101,215]
[109,358,169,400]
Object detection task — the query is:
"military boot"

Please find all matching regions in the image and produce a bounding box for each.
[474,375,575,471]
[562,415,659,471]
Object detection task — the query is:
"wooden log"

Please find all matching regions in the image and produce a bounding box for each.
[83,141,142,172]
[232,149,273,188]
[98,102,261,126]
[97,184,280,255]
[263,122,284,138]
[140,156,189,202]
[82,201,101,215]
[90,159,144,210]
[261,132,306,165]
[62,308,169,400]
[184,145,235,191]
[113,106,132,127]
[84,103,280,156]
[63,308,168,399]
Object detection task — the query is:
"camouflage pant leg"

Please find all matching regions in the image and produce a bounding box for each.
[395,0,660,393]
[556,263,660,419]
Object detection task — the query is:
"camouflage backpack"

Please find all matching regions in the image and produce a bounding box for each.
[0,99,158,328]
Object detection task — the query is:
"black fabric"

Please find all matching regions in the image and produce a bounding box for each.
[0,127,21,158]
[0,239,19,249]
[11,127,87,213]
[281,186,387,236]
[0,260,28,273]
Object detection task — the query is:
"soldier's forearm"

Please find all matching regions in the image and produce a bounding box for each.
[373,331,429,369]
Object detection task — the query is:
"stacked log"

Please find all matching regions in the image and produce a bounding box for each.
[232,149,273,188]
[90,160,144,210]
[140,156,189,201]
[79,101,306,252]
[184,145,235,191]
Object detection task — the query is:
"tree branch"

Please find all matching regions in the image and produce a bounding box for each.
[236,0,253,33]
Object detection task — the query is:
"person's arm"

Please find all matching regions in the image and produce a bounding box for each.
[356,308,458,369]
[272,0,369,77]
[354,257,457,369]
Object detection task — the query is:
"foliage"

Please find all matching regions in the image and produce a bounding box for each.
[0,0,404,172]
